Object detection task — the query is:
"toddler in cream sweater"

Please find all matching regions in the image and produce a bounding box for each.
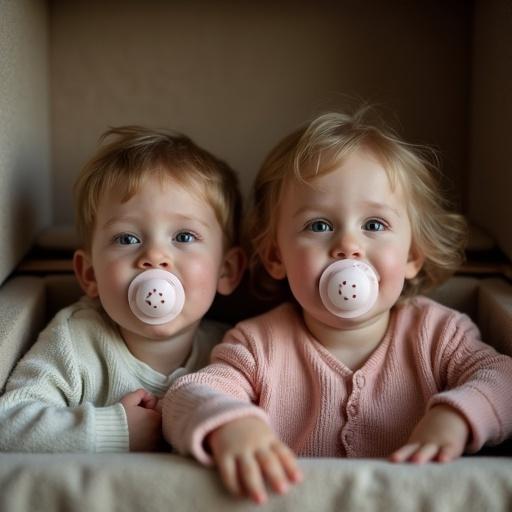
[0,126,245,452]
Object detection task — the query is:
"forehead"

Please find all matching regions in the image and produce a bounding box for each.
[282,148,406,208]
[96,174,216,221]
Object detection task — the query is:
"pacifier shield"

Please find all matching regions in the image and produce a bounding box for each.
[128,269,185,325]
[319,260,379,318]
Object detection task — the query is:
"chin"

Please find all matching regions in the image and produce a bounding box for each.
[124,319,180,340]
[318,308,380,329]
[141,315,201,340]
[144,323,184,340]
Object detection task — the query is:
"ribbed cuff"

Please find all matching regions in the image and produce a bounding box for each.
[428,388,503,452]
[94,403,130,452]
[163,384,272,465]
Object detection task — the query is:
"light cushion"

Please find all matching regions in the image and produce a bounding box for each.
[0,274,511,511]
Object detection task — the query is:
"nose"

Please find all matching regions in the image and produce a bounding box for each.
[330,231,364,260]
[136,244,172,270]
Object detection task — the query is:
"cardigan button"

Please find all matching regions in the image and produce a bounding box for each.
[355,374,366,389]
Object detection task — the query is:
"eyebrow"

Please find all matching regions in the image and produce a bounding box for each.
[292,206,319,219]
[292,201,402,219]
[101,213,212,230]
[362,201,402,217]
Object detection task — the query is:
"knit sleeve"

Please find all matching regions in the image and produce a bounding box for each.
[162,323,270,465]
[428,311,512,452]
[0,308,129,453]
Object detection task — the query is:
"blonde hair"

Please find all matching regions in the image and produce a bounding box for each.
[246,108,467,299]
[74,126,241,250]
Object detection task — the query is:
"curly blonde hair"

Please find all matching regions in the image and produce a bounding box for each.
[246,108,467,299]
[74,126,241,251]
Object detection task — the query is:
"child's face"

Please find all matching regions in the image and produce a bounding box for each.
[76,174,235,341]
[266,147,423,329]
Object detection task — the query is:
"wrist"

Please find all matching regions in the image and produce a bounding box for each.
[431,404,471,441]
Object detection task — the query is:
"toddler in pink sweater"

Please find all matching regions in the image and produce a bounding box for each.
[162,109,512,504]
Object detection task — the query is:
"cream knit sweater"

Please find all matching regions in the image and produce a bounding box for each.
[0,297,227,453]
[163,297,512,464]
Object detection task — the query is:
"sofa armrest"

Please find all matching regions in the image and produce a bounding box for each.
[478,278,512,357]
[0,276,46,391]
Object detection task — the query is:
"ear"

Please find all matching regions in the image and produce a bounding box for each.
[216,246,247,296]
[404,245,425,279]
[73,249,99,298]
[261,241,286,280]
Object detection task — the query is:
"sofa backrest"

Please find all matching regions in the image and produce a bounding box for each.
[1,273,511,393]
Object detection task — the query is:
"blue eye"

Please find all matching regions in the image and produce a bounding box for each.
[308,220,333,232]
[363,219,386,232]
[174,231,197,243]
[114,233,140,245]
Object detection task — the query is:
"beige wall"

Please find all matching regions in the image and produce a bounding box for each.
[469,0,512,261]
[0,0,51,285]
[8,1,511,276]
[49,0,471,224]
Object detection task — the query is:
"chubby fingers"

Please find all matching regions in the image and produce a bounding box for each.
[389,442,420,462]
[120,388,150,407]
[140,392,159,410]
[255,446,290,496]
[216,451,267,504]
[216,454,243,498]
[240,452,268,504]
[272,443,304,484]
[216,443,302,504]
[390,442,459,464]
[436,444,462,463]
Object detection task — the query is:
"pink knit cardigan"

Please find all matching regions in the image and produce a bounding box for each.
[162,297,512,465]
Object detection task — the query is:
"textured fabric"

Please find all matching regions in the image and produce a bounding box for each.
[1,453,512,512]
[0,297,228,453]
[0,276,47,390]
[163,297,512,465]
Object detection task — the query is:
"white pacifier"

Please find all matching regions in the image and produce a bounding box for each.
[319,259,379,318]
[128,269,185,325]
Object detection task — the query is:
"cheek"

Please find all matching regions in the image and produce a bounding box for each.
[283,246,324,298]
[91,245,129,284]
[283,244,315,276]
[97,262,128,290]
[374,248,411,293]
[93,261,134,317]
[180,255,221,295]
[379,250,408,271]
[93,267,133,326]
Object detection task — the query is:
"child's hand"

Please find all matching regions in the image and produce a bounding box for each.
[207,416,303,504]
[120,388,163,452]
[389,404,470,463]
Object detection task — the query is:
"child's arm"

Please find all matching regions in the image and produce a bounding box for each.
[207,416,303,504]
[0,350,125,452]
[392,310,512,462]
[0,352,161,452]
[163,327,268,463]
[0,311,151,453]
[389,404,469,463]
[162,322,305,501]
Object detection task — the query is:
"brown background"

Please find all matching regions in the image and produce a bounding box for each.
[0,0,511,284]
